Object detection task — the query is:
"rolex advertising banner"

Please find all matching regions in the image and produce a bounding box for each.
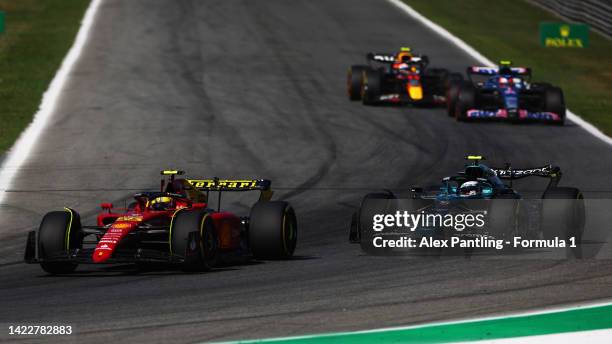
[540,22,589,48]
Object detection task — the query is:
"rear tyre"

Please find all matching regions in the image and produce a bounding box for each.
[362,69,382,105]
[249,201,297,259]
[423,68,450,103]
[348,65,367,101]
[445,76,463,117]
[543,87,566,125]
[38,210,82,274]
[541,187,585,257]
[171,209,219,271]
[456,82,475,121]
[424,68,448,81]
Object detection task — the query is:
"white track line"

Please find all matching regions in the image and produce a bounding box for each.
[211,299,612,343]
[0,0,103,205]
[386,0,612,147]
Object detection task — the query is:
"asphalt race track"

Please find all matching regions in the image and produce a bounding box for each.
[1,0,612,343]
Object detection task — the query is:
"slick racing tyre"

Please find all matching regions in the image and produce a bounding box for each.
[171,209,219,271]
[541,187,585,257]
[486,195,520,241]
[358,192,397,254]
[543,87,566,125]
[445,73,464,117]
[362,68,382,105]
[348,65,367,101]
[38,209,82,274]
[421,68,449,106]
[249,201,297,259]
[455,82,476,121]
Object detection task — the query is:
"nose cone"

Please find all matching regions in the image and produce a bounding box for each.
[408,85,423,100]
[92,221,136,263]
[92,248,112,263]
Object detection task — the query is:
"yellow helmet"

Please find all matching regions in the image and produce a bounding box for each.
[396,52,413,63]
[150,196,174,210]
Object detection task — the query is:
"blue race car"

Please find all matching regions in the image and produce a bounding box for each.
[349,156,584,255]
[446,61,566,124]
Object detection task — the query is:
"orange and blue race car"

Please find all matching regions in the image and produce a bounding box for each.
[24,170,298,274]
[347,47,462,106]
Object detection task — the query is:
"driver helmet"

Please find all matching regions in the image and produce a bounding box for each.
[459,181,480,197]
[150,196,175,211]
[498,60,513,75]
[396,52,412,64]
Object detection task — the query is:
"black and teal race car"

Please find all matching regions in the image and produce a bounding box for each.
[349,156,585,256]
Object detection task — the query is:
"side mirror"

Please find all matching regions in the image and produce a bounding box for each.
[101,203,113,212]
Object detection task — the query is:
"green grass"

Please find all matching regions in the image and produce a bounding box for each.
[404,0,612,134]
[0,0,89,152]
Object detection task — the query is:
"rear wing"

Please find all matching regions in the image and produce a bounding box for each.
[366,53,429,65]
[366,52,396,63]
[160,171,273,204]
[187,178,273,204]
[491,165,561,188]
[467,66,531,77]
[186,179,271,191]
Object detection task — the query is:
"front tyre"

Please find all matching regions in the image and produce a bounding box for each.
[249,201,297,259]
[358,192,397,254]
[487,196,520,241]
[445,73,464,117]
[38,209,82,274]
[455,82,475,121]
[171,209,219,271]
[544,87,566,125]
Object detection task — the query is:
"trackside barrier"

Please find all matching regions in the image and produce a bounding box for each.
[529,0,612,37]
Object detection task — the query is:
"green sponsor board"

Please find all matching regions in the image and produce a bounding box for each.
[0,12,4,34]
[540,22,589,48]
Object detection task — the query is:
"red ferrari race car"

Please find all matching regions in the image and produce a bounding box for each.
[347,47,462,106]
[24,171,298,274]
